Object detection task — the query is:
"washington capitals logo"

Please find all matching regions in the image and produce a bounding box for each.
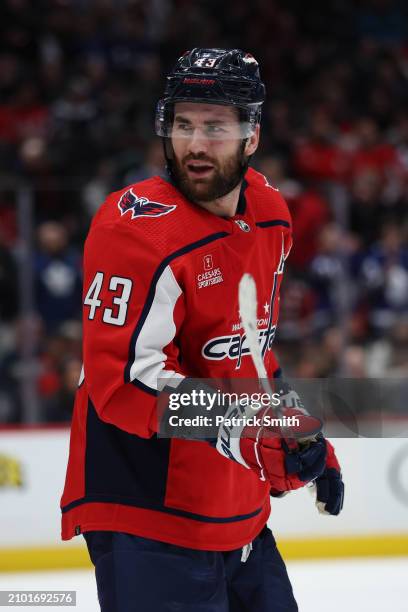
[118,188,177,220]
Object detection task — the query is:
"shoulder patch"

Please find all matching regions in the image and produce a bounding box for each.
[118,188,177,219]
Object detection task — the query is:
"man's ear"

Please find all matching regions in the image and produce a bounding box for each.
[244,125,260,156]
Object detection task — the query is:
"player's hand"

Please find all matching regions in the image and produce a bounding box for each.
[314,440,344,516]
[216,401,327,491]
[240,429,327,491]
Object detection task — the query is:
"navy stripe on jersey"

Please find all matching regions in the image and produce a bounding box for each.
[235,179,248,215]
[256,219,290,229]
[262,264,279,359]
[131,377,158,397]
[262,234,286,359]
[62,495,263,524]
[124,231,229,385]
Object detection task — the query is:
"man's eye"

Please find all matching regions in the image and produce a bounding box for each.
[175,123,192,132]
[206,125,226,134]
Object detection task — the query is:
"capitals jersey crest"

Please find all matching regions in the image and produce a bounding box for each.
[118,188,177,219]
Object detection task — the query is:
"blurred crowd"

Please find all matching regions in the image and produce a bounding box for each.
[0,0,407,423]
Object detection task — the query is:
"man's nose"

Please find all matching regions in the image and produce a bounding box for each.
[187,128,209,155]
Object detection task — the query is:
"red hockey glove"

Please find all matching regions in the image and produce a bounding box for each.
[159,378,328,494]
[216,400,326,492]
[314,440,344,515]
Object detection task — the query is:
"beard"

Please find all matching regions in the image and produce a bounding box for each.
[171,146,247,203]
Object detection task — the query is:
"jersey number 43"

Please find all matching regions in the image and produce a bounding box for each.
[84,272,133,326]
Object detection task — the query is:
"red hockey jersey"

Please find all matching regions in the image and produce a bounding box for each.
[61,167,292,551]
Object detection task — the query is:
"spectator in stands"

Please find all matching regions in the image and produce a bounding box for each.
[293,108,349,183]
[41,357,82,423]
[359,223,408,336]
[34,221,82,332]
[309,224,349,332]
[0,230,17,325]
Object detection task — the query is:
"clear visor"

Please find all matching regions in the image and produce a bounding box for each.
[155,100,257,140]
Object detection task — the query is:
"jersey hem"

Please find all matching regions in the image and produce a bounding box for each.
[61,501,271,552]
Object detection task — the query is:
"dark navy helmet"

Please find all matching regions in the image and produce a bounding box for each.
[155,48,265,139]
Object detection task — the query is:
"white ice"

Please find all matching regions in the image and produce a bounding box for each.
[0,557,407,611]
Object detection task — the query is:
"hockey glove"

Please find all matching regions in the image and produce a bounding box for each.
[159,378,327,494]
[216,399,327,492]
[315,440,344,515]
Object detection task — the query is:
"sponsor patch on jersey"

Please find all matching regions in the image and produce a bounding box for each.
[118,188,176,220]
[196,250,224,290]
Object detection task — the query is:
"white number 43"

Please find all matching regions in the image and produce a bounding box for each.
[84,272,132,326]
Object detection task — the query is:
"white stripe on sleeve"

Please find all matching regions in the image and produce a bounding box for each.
[129,264,184,391]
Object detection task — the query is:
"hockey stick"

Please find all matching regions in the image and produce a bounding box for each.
[239,273,323,449]
[239,273,327,508]
[238,273,298,446]
[238,273,282,413]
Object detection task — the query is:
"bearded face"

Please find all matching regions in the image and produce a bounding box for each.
[171,145,247,203]
[170,103,250,204]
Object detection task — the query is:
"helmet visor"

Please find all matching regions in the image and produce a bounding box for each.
[155,100,258,140]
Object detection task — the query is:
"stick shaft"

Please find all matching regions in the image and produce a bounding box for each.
[238,273,296,442]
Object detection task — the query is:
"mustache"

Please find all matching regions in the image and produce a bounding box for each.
[182,154,217,166]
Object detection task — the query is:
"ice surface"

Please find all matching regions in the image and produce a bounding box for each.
[0,557,407,611]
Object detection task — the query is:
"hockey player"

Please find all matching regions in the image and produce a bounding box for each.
[61,49,344,611]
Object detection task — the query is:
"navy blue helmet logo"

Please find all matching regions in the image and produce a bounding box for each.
[118,188,177,219]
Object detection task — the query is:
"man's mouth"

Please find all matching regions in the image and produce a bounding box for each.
[185,161,215,177]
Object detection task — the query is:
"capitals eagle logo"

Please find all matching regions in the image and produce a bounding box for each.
[118,188,177,219]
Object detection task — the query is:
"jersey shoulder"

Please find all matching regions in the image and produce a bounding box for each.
[93,176,179,228]
[245,167,292,227]
[87,176,223,261]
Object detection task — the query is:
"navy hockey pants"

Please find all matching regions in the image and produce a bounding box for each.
[84,526,298,611]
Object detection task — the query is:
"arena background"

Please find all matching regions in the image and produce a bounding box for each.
[0,0,407,590]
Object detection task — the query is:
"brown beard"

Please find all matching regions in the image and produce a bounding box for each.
[172,147,246,203]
